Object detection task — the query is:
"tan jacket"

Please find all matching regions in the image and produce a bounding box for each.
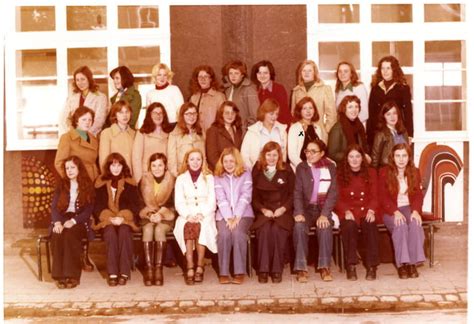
[167,127,206,177]
[60,91,109,136]
[190,88,226,134]
[55,129,99,181]
[139,171,176,224]
[291,81,337,133]
[99,124,136,173]
[132,131,168,183]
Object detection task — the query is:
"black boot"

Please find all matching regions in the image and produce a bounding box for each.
[154,241,166,286]
[143,242,153,286]
[81,241,94,272]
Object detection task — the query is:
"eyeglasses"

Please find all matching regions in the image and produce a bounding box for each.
[304,149,321,155]
[198,75,211,80]
[184,112,198,117]
[151,111,163,116]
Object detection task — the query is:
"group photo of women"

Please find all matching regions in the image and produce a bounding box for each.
[50,55,425,290]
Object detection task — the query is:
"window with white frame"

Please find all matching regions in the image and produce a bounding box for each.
[6,1,170,150]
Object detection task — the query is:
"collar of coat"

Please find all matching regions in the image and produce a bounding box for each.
[110,123,135,137]
[378,80,397,94]
[294,80,325,91]
[95,176,136,189]
[140,171,175,209]
[95,177,136,213]
[68,129,98,146]
[223,76,252,89]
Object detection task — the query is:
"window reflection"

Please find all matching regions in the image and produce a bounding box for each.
[372,42,413,67]
[67,47,107,76]
[118,6,159,29]
[319,42,360,70]
[16,49,57,78]
[318,5,359,23]
[119,46,160,74]
[425,4,463,22]
[16,6,55,32]
[372,4,412,23]
[67,6,107,31]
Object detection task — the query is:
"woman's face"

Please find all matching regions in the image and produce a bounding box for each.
[337,64,352,84]
[197,70,212,90]
[116,106,131,126]
[381,61,393,81]
[76,112,93,131]
[150,159,166,178]
[305,142,324,164]
[393,148,409,170]
[187,152,203,171]
[347,149,363,172]
[222,154,236,174]
[265,149,279,167]
[384,107,398,128]
[263,110,279,126]
[222,105,236,125]
[345,101,360,121]
[256,66,271,86]
[110,161,123,176]
[151,107,164,127]
[155,68,169,87]
[228,68,244,85]
[75,73,89,93]
[113,72,122,90]
[301,102,315,121]
[183,107,198,127]
[65,160,79,181]
[301,64,315,82]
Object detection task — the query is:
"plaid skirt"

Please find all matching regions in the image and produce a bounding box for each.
[183,222,201,240]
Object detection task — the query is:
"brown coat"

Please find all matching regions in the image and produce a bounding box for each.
[139,171,176,225]
[167,127,206,177]
[99,124,136,173]
[132,131,168,182]
[205,124,243,171]
[55,129,99,181]
[190,88,226,134]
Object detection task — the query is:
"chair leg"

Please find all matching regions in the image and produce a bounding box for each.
[429,224,434,268]
[36,238,43,281]
[247,235,252,278]
[45,240,51,274]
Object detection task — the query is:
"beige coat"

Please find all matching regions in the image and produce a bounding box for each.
[60,91,109,136]
[190,88,226,134]
[167,127,206,177]
[55,129,99,181]
[173,172,217,254]
[291,81,337,133]
[99,124,136,173]
[132,131,168,183]
[139,171,175,224]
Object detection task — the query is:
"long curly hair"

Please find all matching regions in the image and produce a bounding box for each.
[189,65,220,94]
[212,101,242,129]
[176,102,203,135]
[101,152,132,180]
[139,102,172,134]
[72,66,99,93]
[337,144,370,187]
[376,101,407,133]
[256,141,285,171]
[371,55,407,88]
[386,143,418,196]
[56,156,95,212]
[178,148,211,176]
[335,61,361,93]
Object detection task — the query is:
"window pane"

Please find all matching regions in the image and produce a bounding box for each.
[67,6,107,31]
[67,48,107,76]
[372,4,412,23]
[118,6,159,29]
[372,41,413,67]
[318,5,359,23]
[425,86,463,101]
[425,4,463,22]
[119,46,160,74]
[16,80,60,139]
[16,6,55,32]
[425,41,463,64]
[319,42,360,70]
[16,49,57,78]
[425,102,463,131]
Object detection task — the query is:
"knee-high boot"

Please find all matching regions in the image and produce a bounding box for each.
[81,241,94,272]
[154,241,166,286]
[143,242,153,286]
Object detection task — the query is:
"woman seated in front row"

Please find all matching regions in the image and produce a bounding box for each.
[51,156,95,289]
[139,153,175,286]
[251,141,294,284]
[214,147,254,284]
[173,148,217,285]
[293,139,337,283]
[93,152,140,287]
[335,144,380,281]
[379,143,425,279]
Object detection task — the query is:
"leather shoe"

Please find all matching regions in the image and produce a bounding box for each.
[107,276,118,287]
[296,271,308,283]
[232,274,245,285]
[366,266,377,281]
[56,280,67,289]
[346,265,357,281]
[118,275,128,285]
[408,264,419,278]
[66,278,79,289]
[398,265,409,279]
[219,275,231,284]
[258,272,268,283]
[271,272,282,283]
[320,268,333,282]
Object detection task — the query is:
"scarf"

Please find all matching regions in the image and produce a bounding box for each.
[339,113,367,148]
[189,168,202,183]
[304,81,315,92]
[310,157,332,207]
[155,82,169,90]
[264,165,277,181]
[110,175,122,190]
[76,128,89,142]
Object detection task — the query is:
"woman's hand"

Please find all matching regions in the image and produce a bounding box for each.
[111,217,124,226]
[411,210,422,226]
[365,209,376,223]
[53,221,63,234]
[393,210,406,226]
[273,207,286,218]
[150,213,162,224]
[316,215,330,229]
[294,214,305,223]
[261,208,274,218]
[345,210,355,221]
[63,219,75,229]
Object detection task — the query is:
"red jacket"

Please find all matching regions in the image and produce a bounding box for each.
[258,81,292,127]
[335,168,379,224]
[378,166,423,216]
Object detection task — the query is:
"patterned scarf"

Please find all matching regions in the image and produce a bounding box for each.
[311,157,332,208]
